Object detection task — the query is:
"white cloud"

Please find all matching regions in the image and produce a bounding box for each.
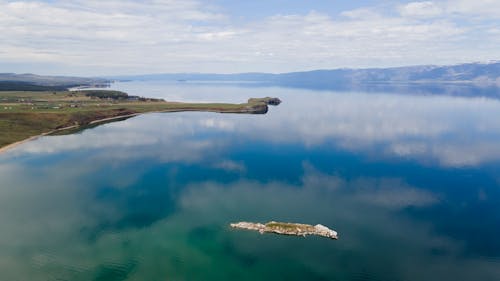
[446,0,500,18]
[398,1,500,19]
[0,0,498,75]
[399,1,443,18]
[0,0,230,70]
[340,8,382,19]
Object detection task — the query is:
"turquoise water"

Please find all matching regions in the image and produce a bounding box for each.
[1,82,500,280]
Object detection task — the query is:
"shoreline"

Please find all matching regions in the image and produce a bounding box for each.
[0,124,79,155]
[0,111,154,155]
[0,108,258,155]
[0,97,281,155]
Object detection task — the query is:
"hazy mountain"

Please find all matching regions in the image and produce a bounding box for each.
[109,62,500,87]
[3,62,499,94]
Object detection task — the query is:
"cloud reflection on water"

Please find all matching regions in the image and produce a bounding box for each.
[1,156,496,281]
[1,84,500,280]
[6,86,500,168]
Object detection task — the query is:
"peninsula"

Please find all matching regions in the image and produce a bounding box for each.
[230,221,338,240]
[0,89,281,152]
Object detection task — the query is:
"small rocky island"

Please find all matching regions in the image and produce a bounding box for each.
[230,221,338,240]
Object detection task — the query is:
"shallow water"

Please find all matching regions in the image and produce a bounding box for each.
[1,82,500,280]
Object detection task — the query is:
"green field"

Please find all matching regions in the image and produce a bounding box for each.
[0,90,278,149]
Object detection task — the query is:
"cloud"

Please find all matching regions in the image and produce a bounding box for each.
[399,1,500,19]
[446,0,500,18]
[0,0,230,70]
[0,0,498,74]
[399,1,443,18]
[341,8,382,19]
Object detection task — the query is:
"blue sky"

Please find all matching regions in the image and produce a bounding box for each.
[209,0,383,21]
[0,0,499,75]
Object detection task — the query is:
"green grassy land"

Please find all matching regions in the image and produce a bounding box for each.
[265,222,315,232]
[0,90,276,149]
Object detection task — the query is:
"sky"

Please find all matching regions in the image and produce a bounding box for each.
[0,0,499,75]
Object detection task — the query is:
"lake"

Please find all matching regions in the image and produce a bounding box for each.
[1,81,500,280]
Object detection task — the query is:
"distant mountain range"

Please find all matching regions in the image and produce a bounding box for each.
[2,62,499,94]
[108,62,500,87]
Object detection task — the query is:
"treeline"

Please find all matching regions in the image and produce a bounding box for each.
[0,81,69,91]
[83,90,129,99]
[82,90,165,102]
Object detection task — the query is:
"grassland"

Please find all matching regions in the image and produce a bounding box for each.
[0,90,279,151]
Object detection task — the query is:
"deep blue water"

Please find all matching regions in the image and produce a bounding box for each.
[1,81,500,280]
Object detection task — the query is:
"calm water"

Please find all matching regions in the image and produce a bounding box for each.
[1,82,500,280]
